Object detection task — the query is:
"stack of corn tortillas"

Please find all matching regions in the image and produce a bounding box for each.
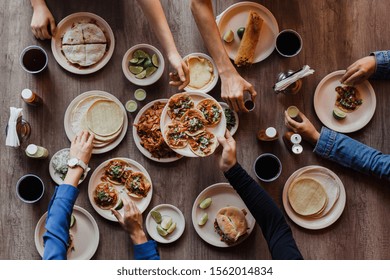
[70,95,125,149]
[287,167,340,218]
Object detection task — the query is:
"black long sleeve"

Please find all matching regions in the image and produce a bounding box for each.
[224,163,303,260]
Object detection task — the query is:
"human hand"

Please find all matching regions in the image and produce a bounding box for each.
[340,56,376,85]
[168,52,190,91]
[111,195,148,245]
[217,130,237,172]
[31,3,56,40]
[69,130,94,165]
[63,130,94,187]
[284,110,320,145]
[220,71,257,112]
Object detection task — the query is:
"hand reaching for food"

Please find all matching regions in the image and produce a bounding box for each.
[340,55,376,85]
[168,53,190,91]
[111,195,148,245]
[217,130,237,172]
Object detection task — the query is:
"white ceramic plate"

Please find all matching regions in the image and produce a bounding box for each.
[183,53,219,93]
[192,183,256,247]
[314,70,376,133]
[51,12,115,75]
[282,165,346,230]
[49,148,89,186]
[145,204,186,244]
[87,158,152,222]
[132,99,182,163]
[34,205,99,260]
[217,1,279,63]
[219,102,239,136]
[160,91,226,157]
[63,90,128,154]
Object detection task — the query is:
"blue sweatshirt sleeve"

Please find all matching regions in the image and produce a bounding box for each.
[314,127,390,181]
[43,184,79,260]
[370,50,390,79]
[134,240,160,260]
[224,163,303,260]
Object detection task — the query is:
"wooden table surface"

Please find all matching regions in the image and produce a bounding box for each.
[1,0,389,260]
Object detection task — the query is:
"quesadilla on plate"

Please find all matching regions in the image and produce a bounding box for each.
[62,24,84,45]
[82,23,107,43]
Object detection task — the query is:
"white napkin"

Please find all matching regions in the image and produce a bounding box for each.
[274,65,315,91]
[6,107,23,147]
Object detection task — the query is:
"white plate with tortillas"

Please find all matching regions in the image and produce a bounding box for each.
[282,165,346,230]
[51,12,115,74]
[64,90,127,154]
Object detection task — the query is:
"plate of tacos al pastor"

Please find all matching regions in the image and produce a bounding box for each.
[160,92,226,157]
[88,158,152,221]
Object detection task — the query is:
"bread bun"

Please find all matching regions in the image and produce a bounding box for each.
[214,206,248,245]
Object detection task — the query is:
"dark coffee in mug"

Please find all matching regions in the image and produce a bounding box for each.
[276,30,302,57]
[254,154,282,182]
[20,46,48,74]
[16,174,45,203]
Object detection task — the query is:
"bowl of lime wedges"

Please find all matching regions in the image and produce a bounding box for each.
[122,44,165,86]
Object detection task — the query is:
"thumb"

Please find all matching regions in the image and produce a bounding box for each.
[49,18,56,36]
[110,208,122,223]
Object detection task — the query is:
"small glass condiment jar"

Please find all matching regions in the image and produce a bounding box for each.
[21,88,42,106]
[274,70,302,95]
[6,116,31,144]
[25,144,49,159]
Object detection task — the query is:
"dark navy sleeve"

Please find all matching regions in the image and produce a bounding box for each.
[43,184,79,260]
[224,163,303,260]
[134,240,160,260]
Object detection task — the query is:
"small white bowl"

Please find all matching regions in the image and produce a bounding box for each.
[122,44,165,86]
[145,204,185,244]
[183,52,219,93]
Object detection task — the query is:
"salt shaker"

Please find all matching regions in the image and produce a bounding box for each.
[283,131,303,154]
[257,127,278,141]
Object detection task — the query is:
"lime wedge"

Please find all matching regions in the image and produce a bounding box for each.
[151,210,162,224]
[199,197,212,209]
[129,58,139,64]
[157,225,168,237]
[135,70,147,79]
[145,66,157,77]
[152,54,159,67]
[129,65,143,75]
[161,216,173,230]
[143,58,153,68]
[333,108,347,120]
[198,213,208,226]
[114,199,123,210]
[223,30,234,43]
[133,49,147,59]
[167,222,176,234]
[136,58,145,65]
[70,214,76,228]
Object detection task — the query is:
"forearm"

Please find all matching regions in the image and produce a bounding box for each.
[43,185,79,260]
[137,0,179,58]
[224,163,303,259]
[371,50,390,79]
[314,127,390,181]
[63,167,83,187]
[190,0,236,76]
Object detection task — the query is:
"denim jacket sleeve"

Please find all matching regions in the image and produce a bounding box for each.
[43,184,79,260]
[371,50,390,79]
[314,127,390,181]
